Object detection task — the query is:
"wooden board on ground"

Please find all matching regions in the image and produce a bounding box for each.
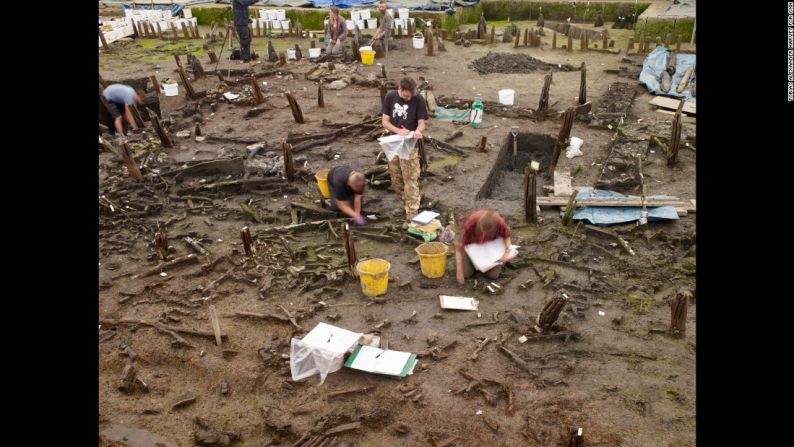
[538,196,695,212]
[649,96,696,115]
[553,170,573,197]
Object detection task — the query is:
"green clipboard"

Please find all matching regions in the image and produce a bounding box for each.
[344,344,417,378]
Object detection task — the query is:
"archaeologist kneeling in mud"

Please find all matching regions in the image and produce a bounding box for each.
[453,209,515,284]
[327,165,368,225]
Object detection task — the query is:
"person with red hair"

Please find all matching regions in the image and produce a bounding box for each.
[453,209,513,284]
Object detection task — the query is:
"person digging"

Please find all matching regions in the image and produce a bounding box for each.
[327,165,368,226]
[101,83,145,136]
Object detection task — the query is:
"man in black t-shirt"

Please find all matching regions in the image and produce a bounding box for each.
[327,165,367,225]
[381,76,428,220]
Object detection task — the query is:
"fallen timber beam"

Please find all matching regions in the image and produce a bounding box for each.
[537,196,694,211]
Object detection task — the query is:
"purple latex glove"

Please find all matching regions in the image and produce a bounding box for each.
[352,215,367,226]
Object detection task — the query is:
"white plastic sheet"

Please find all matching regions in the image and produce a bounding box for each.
[290,322,363,384]
[378,134,419,161]
[565,136,584,158]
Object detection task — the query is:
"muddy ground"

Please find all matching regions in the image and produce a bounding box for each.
[99,19,696,447]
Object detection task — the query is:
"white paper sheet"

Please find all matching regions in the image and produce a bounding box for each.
[348,345,413,376]
[300,322,363,355]
[439,295,479,310]
[464,237,519,272]
[411,210,440,224]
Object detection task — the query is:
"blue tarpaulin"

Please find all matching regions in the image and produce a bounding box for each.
[560,187,680,225]
[639,47,696,102]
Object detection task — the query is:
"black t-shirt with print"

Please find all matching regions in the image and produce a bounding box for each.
[328,165,354,203]
[382,90,429,131]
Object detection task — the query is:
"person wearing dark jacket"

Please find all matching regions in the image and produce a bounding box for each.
[233,0,258,63]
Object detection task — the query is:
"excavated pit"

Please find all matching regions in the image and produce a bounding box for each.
[477,132,557,200]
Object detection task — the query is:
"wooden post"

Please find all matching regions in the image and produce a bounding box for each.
[581,34,587,51]
[437,33,446,51]
[561,191,577,226]
[342,222,358,276]
[552,30,556,49]
[310,39,316,48]
[668,288,691,338]
[667,99,684,167]
[278,51,287,66]
[209,305,222,347]
[351,38,361,63]
[294,44,302,61]
[121,143,144,181]
[256,20,261,37]
[514,28,520,48]
[147,107,173,148]
[567,33,573,52]
[188,54,205,78]
[99,29,109,50]
[285,92,304,124]
[569,428,584,447]
[426,28,434,56]
[195,123,202,136]
[578,62,587,105]
[397,23,403,39]
[537,292,568,332]
[251,75,264,105]
[176,66,196,99]
[268,40,278,62]
[131,19,140,38]
[655,36,661,47]
[523,28,529,46]
[283,140,295,182]
[538,71,552,113]
[117,364,137,393]
[489,25,495,44]
[475,136,487,153]
[675,34,681,52]
[193,22,200,39]
[170,22,178,40]
[241,226,254,256]
[602,31,608,49]
[156,22,163,39]
[208,50,218,64]
[150,75,160,93]
[318,80,325,108]
[296,22,303,38]
[129,105,145,129]
[154,232,169,260]
[627,37,635,53]
[548,107,575,177]
[524,163,538,223]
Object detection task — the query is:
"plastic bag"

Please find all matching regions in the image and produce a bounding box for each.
[290,337,346,385]
[378,134,418,161]
[565,137,584,159]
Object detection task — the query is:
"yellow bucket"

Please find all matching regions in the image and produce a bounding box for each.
[356,258,391,297]
[360,50,376,65]
[315,169,330,199]
[415,242,449,279]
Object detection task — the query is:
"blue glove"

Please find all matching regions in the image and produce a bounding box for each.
[352,215,367,226]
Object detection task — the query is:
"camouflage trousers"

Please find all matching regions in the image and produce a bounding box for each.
[388,149,421,219]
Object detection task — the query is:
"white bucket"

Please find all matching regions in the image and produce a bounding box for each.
[398,8,410,19]
[275,10,286,20]
[163,81,178,97]
[359,46,373,52]
[367,18,378,29]
[360,10,371,20]
[355,19,365,29]
[287,49,297,60]
[387,9,394,16]
[351,11,361,21]
[346,20,355,29]
[412,32,424,49]
[266,11,277,20]
[498,89,515,105]
[281,20,291,30]
[309,47,321,58]
[271,20,281,30]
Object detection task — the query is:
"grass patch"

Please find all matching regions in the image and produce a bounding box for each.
[634,17,695,43]
[480,1,650,24]
[625,292,653,314]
